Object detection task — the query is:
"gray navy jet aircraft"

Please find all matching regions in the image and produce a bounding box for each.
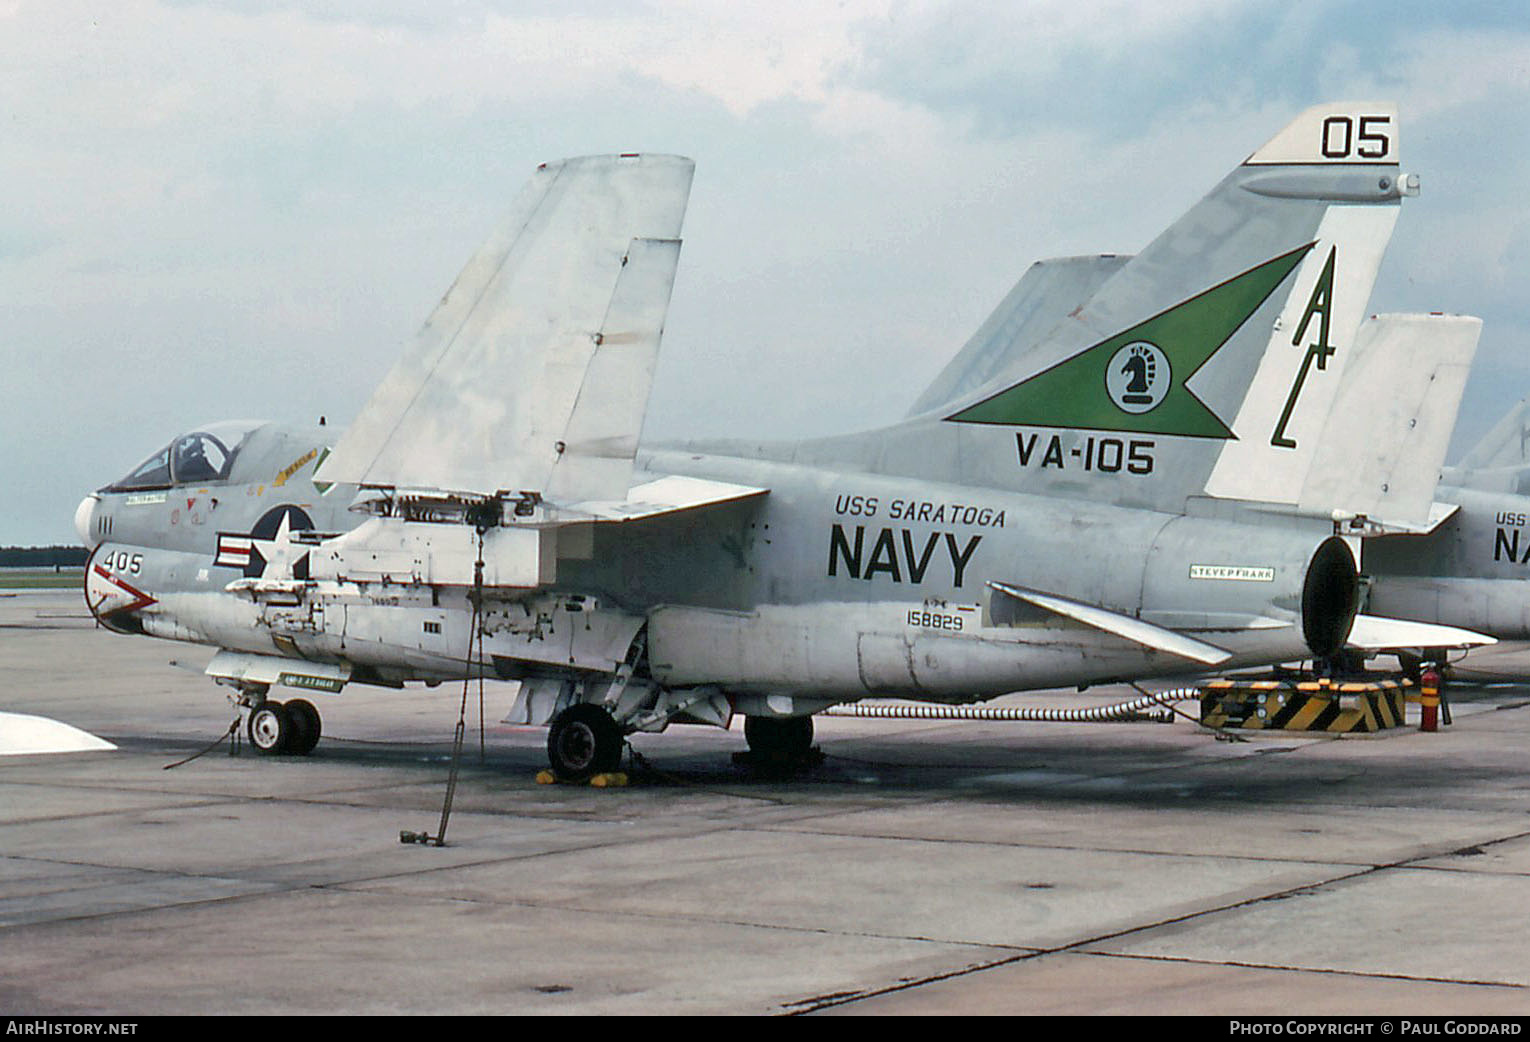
[76,103,1479,780]
[1366,400,1530,643]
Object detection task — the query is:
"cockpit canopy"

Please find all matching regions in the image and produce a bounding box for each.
[104,421,267,492]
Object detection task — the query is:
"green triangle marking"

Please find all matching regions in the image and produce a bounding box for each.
[946,242,1315,439]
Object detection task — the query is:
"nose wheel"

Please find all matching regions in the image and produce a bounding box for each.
[248,701,291,754]
[246,698,323,755]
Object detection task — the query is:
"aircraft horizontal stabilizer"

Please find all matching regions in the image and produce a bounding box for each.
[1443,398,1530,494]
[1345,614,1496,652]
[1361,500,1460,536]
[988,581,1232,665]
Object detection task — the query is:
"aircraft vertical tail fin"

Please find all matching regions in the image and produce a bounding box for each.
[1434,396,1530,496]
[1196,106,1415,507]
[909,103,1416,513]
[1452,399,1530,473]
[906,254,1131,418]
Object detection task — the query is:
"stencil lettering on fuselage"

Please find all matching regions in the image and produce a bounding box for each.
[1015,431,1155,474]
[827,524,982,588]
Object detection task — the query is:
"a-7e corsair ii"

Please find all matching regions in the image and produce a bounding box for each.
[1363,399,1530,649]
[78,104,1462,781]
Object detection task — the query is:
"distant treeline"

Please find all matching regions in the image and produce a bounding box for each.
[0,545,89,567]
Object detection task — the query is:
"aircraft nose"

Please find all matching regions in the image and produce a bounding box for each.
[74,494,100,546]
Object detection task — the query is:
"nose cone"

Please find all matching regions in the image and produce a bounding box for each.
[74,494,100,546]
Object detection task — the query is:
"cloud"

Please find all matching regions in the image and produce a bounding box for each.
[5,1,1530,541]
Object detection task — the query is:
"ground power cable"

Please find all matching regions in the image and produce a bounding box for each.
[821,687,1198,724]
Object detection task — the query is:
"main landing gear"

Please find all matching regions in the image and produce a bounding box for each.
[246,697,322,756]
[739,715,820,772]
[546,703,625,782]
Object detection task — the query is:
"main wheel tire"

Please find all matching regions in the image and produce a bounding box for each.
[547,704,624,782]
[744,715,814,759]
[248,700,292,755]
[284,698,322,756]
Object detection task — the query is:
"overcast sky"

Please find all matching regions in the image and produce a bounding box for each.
[5,1,1529,545]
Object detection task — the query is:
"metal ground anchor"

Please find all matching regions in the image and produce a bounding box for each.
[399,830,446,847]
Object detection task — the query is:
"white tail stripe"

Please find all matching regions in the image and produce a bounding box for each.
[1203,204,1399,506]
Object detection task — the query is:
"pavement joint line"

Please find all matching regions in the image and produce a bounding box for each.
[783,951,1040,1014]
[1066,949,1530,992]
[312,881,1048,953]
[0,841,672,899]
[1,768,890,830]
[791,946,1530,1015]
[0,886,294,932]
[0,776,451,804]
[0,801,254,828]
[745,827,1461,868]
[6,858,1047,961]
[791,833,1530,1013]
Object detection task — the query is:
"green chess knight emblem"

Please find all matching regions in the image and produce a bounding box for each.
[947,242,1315,439]
[1107,341,1171,414]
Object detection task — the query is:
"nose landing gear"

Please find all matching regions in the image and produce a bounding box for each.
[233,682,323,756]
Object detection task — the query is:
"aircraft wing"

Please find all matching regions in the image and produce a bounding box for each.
[317,154,695,503]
